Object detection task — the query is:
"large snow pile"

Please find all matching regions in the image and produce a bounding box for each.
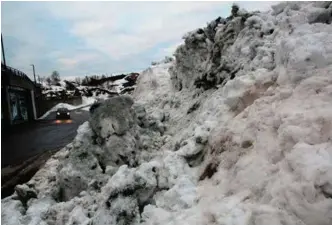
[2,2,332,225]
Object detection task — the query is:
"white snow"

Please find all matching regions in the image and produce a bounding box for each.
[62,76,78,82]
[113,77,128,86]
[42,85,65,92]
[82,96,97,105]
[2,2,332,225]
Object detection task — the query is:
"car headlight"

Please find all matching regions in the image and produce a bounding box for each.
[67,112,70,115]
[57,112,60,115]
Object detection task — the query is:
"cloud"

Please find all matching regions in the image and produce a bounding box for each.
[237,1,278,12]
[44,2,232,60]
[57,58,78,68]
[57,53,99,69]
[2,1,278,78]
[162,42,183,57]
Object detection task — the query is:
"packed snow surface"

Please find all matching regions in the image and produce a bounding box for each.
[2,2,332,225]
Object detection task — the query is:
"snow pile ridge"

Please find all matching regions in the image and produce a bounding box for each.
[38,100,97,119]
[2,2,332,225]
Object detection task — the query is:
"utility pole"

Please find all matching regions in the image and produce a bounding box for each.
[1,34,7,67]
[30,64,36,84]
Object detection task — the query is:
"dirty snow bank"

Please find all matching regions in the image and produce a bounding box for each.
[2,2,332,225]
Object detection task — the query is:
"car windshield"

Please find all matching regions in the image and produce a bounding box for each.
[58,108,68,112]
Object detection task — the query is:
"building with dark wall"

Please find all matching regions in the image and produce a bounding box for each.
[1,63,38,129]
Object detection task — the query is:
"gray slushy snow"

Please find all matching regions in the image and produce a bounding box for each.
[2,2,332,225]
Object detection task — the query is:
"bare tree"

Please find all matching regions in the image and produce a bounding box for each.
[39,76,46,83]
[50,71,60,85]
[75,77,81,85]
[46,77,52,86]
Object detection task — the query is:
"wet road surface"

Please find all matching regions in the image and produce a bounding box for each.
[1,109,90,168]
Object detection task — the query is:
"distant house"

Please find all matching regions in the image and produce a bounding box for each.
[1,63,39,129]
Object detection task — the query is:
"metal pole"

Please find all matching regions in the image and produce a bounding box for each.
[31,64,36,84]
[1,34,7,67]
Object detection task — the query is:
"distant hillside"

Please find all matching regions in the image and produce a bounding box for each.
[41,73,139,100]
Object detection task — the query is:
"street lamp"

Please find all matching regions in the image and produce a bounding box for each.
[30,64,36,84]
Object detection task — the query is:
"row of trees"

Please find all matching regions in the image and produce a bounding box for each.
[75,75,108,86]
[40,71,108,86]
[40,71,61,86]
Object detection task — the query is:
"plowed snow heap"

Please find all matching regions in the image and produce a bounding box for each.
[2,2,332,225]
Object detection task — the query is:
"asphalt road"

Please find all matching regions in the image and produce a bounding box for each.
[1,109,90,168]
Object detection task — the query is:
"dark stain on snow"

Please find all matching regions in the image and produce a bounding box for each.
[187,101,201,114]
[199,161,219,181]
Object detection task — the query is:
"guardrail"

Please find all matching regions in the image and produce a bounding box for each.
[1,63,37,87]
[2,64,29,78]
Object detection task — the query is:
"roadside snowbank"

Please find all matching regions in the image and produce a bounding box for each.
[38,97,100,119]
[2,2,332,225]
[38,103,78,119]
[82,96,97,105]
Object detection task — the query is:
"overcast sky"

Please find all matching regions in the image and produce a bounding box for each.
[1,1,276,80]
